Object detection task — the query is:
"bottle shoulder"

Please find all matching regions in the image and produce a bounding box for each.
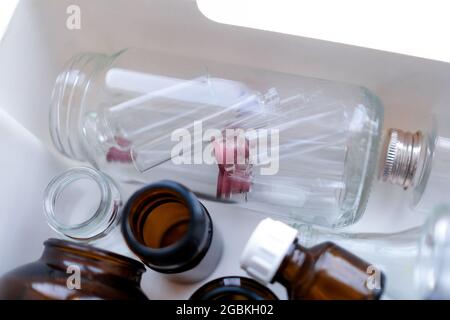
[0,257,147,300]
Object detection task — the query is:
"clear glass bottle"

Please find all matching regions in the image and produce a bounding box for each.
[293,204,450,299]
[43,167,122,242]
[240,218,384,300]
[190,276,278,300]
[380,117,450,213]
[50,48,384,228]
[0,239,148,300]
[121,180,223,283]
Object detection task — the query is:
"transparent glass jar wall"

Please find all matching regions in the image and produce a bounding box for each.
[293,205,450,299]
[50,48,384,228]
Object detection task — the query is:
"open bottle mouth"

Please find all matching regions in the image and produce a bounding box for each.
[121,180,213,274]
[49,52,123,161]
[190,276,279,300]
[43,167,122,242]
[50,53,102,160]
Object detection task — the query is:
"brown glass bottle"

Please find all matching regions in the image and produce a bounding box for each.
[190,276,279,300]
[122,180,223,283]
[0,239,148,300]
[275,241,384,299]
[241,219,384,300]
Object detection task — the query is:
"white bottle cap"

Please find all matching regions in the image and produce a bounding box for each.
[240,218,298,284]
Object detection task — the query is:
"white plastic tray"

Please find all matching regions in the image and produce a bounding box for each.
[1,0,450,300]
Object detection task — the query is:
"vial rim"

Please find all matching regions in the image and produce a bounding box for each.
[43,166,121,241]
[121,180,213,274]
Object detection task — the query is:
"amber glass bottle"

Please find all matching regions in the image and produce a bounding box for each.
[122,180,223,283]
[190,276,278,300]
[0,239,148,300]
[241,219,385,300]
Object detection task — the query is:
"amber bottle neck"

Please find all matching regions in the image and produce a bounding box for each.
[190,277,279,300]
[122,181,213,273]
[273,241,312,291]
[41,239,145,285]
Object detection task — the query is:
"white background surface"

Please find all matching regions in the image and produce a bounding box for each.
[198,0,450,63]
[0,1,19,42]
[0,0,449,299]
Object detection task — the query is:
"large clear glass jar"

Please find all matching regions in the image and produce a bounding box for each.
[50,48,384,228]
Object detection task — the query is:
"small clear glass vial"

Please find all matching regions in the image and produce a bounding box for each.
[190,276,278,300]
[241,218,384,300]
[380,117,450,213]
[49,48,384,228]
[121,180,223,283]
[43,167,122,242]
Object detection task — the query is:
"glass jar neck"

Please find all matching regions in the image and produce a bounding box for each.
[50,53,106,161]
[41,239,145,285]
[49,51,125,162]
[380,128,428,190]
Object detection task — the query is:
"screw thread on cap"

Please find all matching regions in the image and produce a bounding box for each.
[381,129,423,189]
